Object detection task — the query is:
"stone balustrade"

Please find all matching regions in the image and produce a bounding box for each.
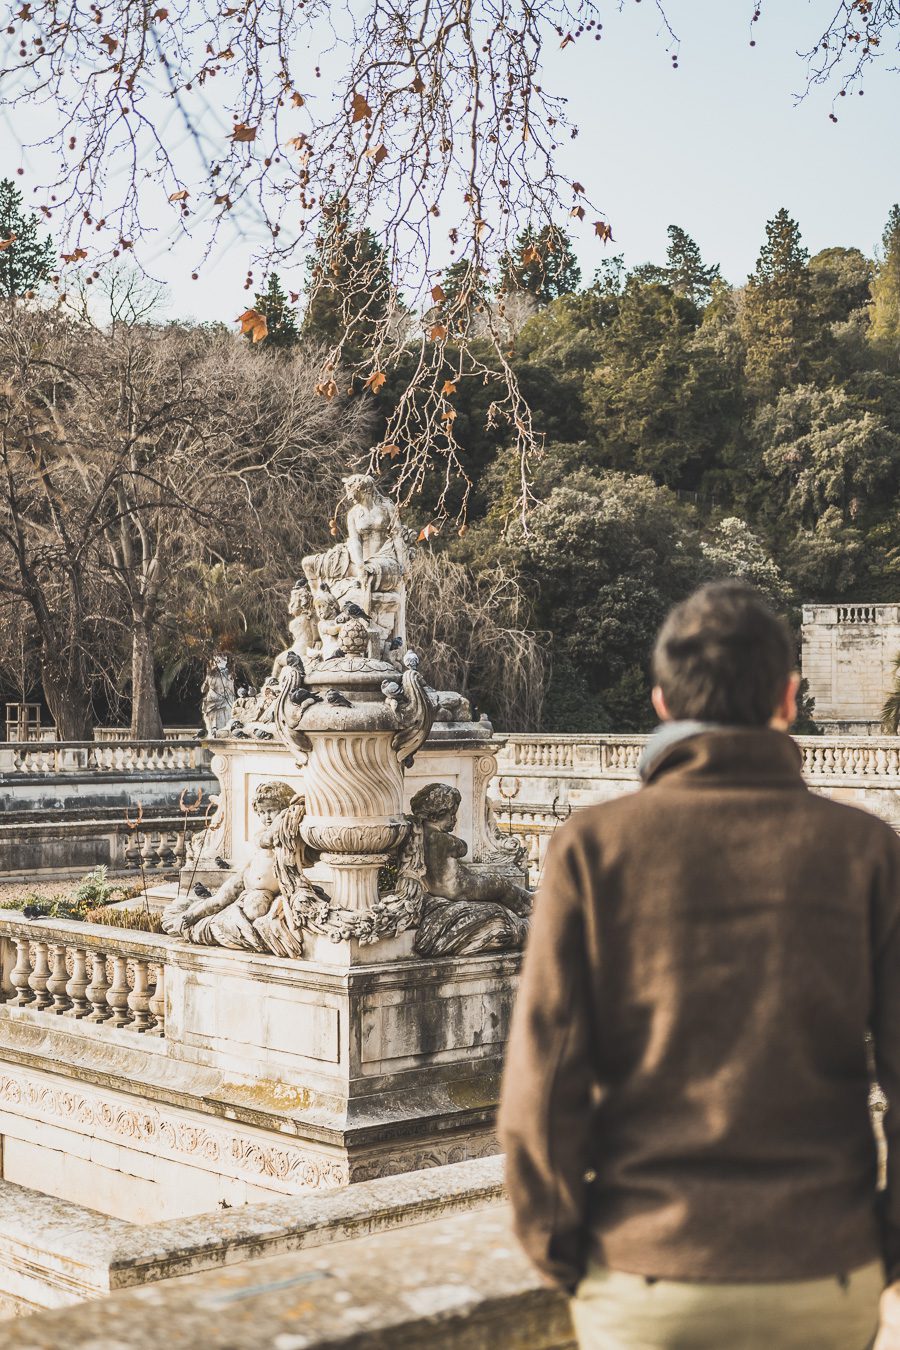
[0,916,168,1035]
[494,733,900,883]
[0,739,206,778]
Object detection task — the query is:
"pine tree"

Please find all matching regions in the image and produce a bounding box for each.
[740,208,815,398]
[251,273,300,349]
[436,258,490,331]
[301,207,394,359]
[870,204,900,360]
[499,225,581,304]
[664,225,720,306]
[0,178,54,304]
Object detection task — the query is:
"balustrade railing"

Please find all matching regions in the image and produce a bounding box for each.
[0,916,170,1035]
[0,739,209,778]
[499,734,900,782]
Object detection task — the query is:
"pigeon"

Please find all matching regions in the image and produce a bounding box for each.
[381,679,403,698]
[331,648,346,660]
[229,719,244,733]
[403,651,420,670]
[253,728,274,740]
[237,686,248,698]
[246,685,258,697]
[214,856,230,869]
[285,651,305,674]
[193,883,212,899]
[325,689,353,708]
[289,686,318,710]
[387,636,404,652]
[194,729,206,741]
[234,729,250,739]
[337,601,370,622]
[22,904,43,920]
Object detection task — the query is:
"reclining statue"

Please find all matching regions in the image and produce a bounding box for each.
[162,780,311,957]
[410,782,532,956]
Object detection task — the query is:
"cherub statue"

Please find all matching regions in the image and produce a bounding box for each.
[201,653,235,736]
[312,588,342,659]
[409,782,532,956]
[162,781,311,957]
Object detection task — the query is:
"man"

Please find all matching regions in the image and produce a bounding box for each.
[499,582,900,1349]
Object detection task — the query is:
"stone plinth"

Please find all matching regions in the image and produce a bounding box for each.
[0,914,516,1222]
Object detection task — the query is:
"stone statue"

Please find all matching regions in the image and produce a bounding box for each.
[271,580,320,679]
[408,783,532,957]
[302,473,408,653]
[162,781,315,957]
[201,654,235,737]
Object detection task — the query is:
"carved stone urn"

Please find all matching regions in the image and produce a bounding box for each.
[276,655,433,917]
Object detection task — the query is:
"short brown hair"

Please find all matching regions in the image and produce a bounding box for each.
[652,582,794,726]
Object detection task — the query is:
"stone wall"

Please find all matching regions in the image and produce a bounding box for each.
[801,604,900,731]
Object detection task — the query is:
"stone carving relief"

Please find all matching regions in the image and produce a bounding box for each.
[0,1071,349,1190]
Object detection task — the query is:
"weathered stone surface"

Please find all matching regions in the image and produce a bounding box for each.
[0,1155,506,1312]
[801,603,900,731]
[0,1203,575,1349]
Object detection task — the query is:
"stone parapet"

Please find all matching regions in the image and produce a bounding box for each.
[0,1154,506,1315]
[0,1200,574,1348]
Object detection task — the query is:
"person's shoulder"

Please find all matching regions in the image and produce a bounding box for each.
[804,791,900,852]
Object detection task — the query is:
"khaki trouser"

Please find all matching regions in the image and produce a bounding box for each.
[570,1259,884,1349]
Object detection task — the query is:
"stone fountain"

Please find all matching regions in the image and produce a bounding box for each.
[143,468,534,1188]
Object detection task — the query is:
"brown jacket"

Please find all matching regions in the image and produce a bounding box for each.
[499,728,900,1291]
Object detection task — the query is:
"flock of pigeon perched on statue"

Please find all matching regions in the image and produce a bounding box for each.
[225,647,424,739]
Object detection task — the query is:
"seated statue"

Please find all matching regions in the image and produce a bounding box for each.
[302,473,408,650]
[409,782,532,957]
[162,781,312,957]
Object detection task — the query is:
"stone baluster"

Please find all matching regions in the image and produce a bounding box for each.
[28,940,53,1010]
[86,951,112,1023]
[106,956,133,1028]
[148,964,166,1036]
[10,939,34,1006]
[47,943,72,1013]
[127,959,153,1032]
[140,832,159,870]
[123,833,142,870]
[65,947,91,1017]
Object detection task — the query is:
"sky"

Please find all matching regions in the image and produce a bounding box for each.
[4,0,900,323]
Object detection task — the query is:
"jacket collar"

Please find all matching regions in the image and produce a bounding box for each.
[640,723,805,789]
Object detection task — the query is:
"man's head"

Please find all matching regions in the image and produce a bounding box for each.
[652,582,798,728]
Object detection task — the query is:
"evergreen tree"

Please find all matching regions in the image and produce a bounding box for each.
[251,273,300,349]
[499,225,581,304]
[740,208,816,398]
[301,208,394,359]
[870,204,900,360]
[0,178,54,304]
[436,259,490,332]
[664,225,720,306]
